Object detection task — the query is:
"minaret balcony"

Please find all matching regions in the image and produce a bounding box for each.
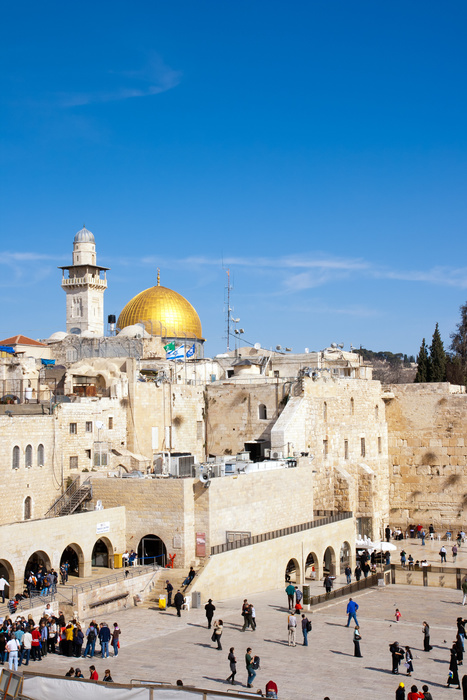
[61,275,107,289]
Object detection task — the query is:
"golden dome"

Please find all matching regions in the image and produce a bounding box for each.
[117,280,203,339]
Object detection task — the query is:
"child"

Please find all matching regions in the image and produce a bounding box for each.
[395,609,401,623]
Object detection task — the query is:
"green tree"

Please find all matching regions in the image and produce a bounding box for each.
[429,323,446,382]
[414,338,429,383]
[449,300,467,385]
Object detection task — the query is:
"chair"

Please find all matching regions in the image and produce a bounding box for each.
[182,595,191,611]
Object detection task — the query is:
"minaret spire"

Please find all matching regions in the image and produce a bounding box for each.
[157,268,160,286]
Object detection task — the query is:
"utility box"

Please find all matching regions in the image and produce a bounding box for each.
[191,591,201,608]
[158,595,166,610]
[114,553,123,569]
[302,584,311,605]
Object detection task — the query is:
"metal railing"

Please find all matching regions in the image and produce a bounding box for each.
[45,477,92,518]
[210,511,353,555]
[308,571,383,606]
[68,563,160,597]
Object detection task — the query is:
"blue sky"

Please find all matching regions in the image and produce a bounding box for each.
[1,1,466,356]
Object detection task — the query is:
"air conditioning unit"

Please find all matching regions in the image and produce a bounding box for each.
[271,450,283,459]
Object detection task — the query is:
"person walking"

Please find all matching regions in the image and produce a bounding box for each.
[212,620,223,650]
[0,577,9,604]
[400,550,407,568]
[447,642,461,688]
[245,647,256,688]
[354,564,362,581]
[111,623,120,657]
[301,614,311,646]
[353,625,362,657]
[295,586,303,607]
[405,646,414,676]
[226,647,236,685]
[174,590,184,617]
[385,525,391,543]
[390,641,404,674]
[422,622,432,651]
[453,545,459,563]
[287,612,297,646]
[205,599,215,629]
[345,566,352,584]
[285,583,295,609]
[457,618,466,651]
[440,545,447,564]
[6,636,20,671]
[323,575,333,594]
[241,600,250,630]
[346,598,359,627]
[165,581,173,607]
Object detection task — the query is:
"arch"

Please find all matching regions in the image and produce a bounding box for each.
[92,537,112,568]
[323,401,327,421]
[285,557,300,584]
[12,446,20,470]
[305,551,319,581]
[137,534,167,566]
[323,546,336,577]
[258,403,267,420]
[340,541,351,574]
[37,444,45,467]
[24,550,52,592]
[0,559,15,597]
[25,444,33,468]
[23,496,32,521]
[60,543,85,578]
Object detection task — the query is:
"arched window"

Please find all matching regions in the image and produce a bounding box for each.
[258,404,267,420]
[12,446,20,470]
[350,397,354,416]
[24,496,32,520]
[323,402,327,421]
[37,444,45,467]
[375,404,379,420]
[25,444,33,468]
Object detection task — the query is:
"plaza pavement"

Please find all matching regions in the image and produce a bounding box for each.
[22,564,467,700]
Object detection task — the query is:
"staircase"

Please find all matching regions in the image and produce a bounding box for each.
[45,477,93,518]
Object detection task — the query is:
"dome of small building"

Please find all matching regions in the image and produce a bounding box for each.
[74,226,95,244]
[117,324,151,339]
[48,331,69,342]
[118,276,203,339]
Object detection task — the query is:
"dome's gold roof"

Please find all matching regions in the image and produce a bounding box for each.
[117,282,203,339]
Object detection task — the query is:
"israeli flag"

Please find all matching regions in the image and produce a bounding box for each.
[186,343,195,358]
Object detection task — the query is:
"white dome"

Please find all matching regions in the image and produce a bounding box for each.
[48,331,69,342]
[74,226,95,243]
[80,330,101,338]
[118,324,151,339]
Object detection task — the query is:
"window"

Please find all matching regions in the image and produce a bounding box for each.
[344,440,349,460]
[24,496,32,521]
[70,456,78,469]
[274,370,280,378]
[323,439,328,459]
[69,423,77,435]
[86,421,93,433]
[93,451,108,467]
[378,436,382,454]
[37,444,44,466]
[85,449,91,459]
[108,417,113,429]
[375,404,379,420]
[12,446,20,470]
[25,444,33,468]
[323,402,327,421]
[350,397,354,416]
[197,421,203,440]
[258,404,267,420]
[360,437,366,458]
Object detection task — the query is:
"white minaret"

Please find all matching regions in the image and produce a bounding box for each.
[59,226,109,336]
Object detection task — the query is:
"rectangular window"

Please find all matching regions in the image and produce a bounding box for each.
[85,449,91,459]
[344,440,349,460]
[360,437,366,458]
[69,423,77,435]
[108,417,113,429]
[273,370,280,378]
[86,421,93,433]
[323,439,328,459]
[70,456,78,469]
[197,421,203,440]
[93,451,108,467]
[378,436,382,454]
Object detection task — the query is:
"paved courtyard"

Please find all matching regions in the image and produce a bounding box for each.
[24,567,467,700]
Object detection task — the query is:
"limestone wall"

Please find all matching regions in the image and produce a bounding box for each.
[386,382,467,530]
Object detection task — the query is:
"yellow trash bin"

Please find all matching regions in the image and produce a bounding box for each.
[114,553,123,569]
[158,595,166,610]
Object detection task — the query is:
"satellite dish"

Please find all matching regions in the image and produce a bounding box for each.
[331,342,337,348]
[95,421,104,430]
[304,348,309,354]
[254,343,261,350]
[276,345,282,351]
[155,379,162,387]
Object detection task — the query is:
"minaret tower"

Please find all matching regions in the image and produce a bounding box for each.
[59,226,110,336]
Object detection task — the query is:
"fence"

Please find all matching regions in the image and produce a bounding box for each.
[391,563,467,590]
[308,570,388,606]
[210,511,353,555]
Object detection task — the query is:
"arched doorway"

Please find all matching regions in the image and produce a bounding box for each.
[0,559,15,598]
[340,541,351,574]
[137,535,167,566]
[92,539,111,568]
[24,550,51,592]
[305,551,319,581]
[323,546,336,577]
[285,557,300,584]
[60,544,84,578]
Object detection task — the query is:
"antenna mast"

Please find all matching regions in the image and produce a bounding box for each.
[224,268,233,351]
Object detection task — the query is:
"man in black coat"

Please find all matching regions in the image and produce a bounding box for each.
[174,590,184,617]
[205,599,216,628]
[390,641,404,674]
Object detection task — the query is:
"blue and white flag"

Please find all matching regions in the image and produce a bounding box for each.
[167,345,186,361]
[186,343,195,358]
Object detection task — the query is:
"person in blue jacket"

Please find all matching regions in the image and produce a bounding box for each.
[346,598,359,627]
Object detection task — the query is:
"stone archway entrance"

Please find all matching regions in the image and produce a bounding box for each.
[323,546,336,576]
[305,551,319,581]
[340,541,351,574]
[0,559,15,598]
[137,535,167,566]
[92,538,111,568]
[285,557,300,584]
[61,543,85,578]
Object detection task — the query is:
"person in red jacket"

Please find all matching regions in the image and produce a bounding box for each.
[265,680,278,698]
[89,665,98,680]
[31,626,41,661]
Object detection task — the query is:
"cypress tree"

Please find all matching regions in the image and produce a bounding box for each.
[450,301,467,385]
[414,338,429,383]
[429,323,447,382]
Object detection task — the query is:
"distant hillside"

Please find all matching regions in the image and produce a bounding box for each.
[356,348,417,384]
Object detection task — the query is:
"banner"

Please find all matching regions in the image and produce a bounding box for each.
[164,341,175,353]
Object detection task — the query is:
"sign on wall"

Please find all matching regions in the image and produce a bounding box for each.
[96,521,110,535]
[196,532,206,557]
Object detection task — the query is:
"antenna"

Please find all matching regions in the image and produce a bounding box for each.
[223,268,233,352]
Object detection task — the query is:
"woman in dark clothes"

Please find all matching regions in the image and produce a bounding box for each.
[457,634,464,666]
[448,643,461,689]
[422,622,432,652]
[353,625,362,657]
